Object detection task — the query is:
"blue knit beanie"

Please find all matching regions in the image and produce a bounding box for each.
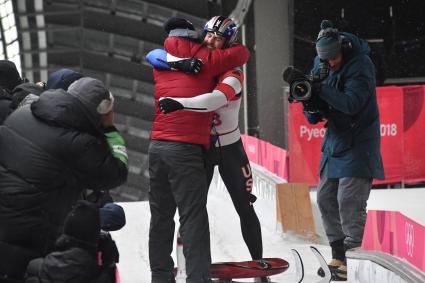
[315,20,341,60]
[46,68,83,90]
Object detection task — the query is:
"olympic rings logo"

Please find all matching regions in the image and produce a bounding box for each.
[405,222,414,257]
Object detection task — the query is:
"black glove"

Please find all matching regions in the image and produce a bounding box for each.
[86,190,113,207]
[158,98,184,114]
[248,193,257,204]
[167,57,203,74]
[312,81,323,96]
[99,232,119,267]
[287,94,295,103]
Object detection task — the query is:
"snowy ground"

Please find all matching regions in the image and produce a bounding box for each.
[111,187,425,283]
[112,193,330,283]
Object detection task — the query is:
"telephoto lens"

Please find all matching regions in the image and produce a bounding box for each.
[291,81,312,101]
[282,66,313,101]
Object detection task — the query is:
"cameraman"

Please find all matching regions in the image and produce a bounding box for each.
[306,20,384,280]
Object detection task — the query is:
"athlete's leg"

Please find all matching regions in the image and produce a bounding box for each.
[205,146,220,189]
[218,139,263,259]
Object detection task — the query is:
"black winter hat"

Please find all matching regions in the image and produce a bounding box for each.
[164,17,195,34]
[63,200,101,246]
[0,60,23,92]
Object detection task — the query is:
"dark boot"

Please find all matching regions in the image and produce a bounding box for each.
[317,239,346,277]
[151,271,176,283]
[332,263,347,281]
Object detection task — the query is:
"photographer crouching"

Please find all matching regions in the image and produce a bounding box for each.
[284,20,384,281]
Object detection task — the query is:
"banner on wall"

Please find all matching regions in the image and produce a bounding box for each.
[241,85,425,186]
[288,102,325,184]
[375,87,404,184]
[403,85,425,184]
[288,85,414,185]
[241,135,288,181]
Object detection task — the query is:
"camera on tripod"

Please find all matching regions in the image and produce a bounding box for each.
[282,62,330,113]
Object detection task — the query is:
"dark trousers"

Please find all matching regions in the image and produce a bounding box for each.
[206,139,263,260]
[148,140,211,283]
[0,241,39,281]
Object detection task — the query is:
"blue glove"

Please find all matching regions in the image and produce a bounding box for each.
[146,49,203,74]
[146,49,170,70]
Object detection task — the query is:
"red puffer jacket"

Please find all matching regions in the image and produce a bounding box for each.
[151,37,250,148]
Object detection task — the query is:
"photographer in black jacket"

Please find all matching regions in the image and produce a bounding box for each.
[0,77,128,281]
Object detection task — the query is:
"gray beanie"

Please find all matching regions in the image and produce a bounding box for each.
[67,77,114,125]
[315,20,341,60]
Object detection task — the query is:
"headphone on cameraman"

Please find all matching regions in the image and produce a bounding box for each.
[316,24,353,56]
[340,35,353,54]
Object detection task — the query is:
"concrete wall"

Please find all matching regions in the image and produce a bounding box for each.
[252,0,292,148]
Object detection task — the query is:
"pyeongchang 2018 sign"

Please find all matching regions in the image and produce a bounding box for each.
[288,85,425,185]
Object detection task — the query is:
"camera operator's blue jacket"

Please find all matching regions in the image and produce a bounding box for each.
[306,32,385,179]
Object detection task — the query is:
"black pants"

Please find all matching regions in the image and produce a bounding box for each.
[206,139,263,260]
[148,140,211,283]
[0,241,39,281]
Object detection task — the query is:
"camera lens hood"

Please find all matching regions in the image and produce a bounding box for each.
[291,80,312,101]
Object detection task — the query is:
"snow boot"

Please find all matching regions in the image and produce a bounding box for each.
[332,264,347,281]
[317,239,346,277]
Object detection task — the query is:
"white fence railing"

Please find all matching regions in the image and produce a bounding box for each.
[210,162,286,200]
[209,162,287,232]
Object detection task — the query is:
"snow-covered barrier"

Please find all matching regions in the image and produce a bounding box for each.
[347,249,425,283]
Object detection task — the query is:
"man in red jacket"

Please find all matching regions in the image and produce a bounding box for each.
[148,17,250,283]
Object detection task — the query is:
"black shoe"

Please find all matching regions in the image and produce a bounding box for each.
[151,271,176,283]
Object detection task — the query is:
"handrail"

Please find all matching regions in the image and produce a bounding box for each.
[229,0,253,27]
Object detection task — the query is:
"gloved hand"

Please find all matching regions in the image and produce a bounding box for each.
[312,81,323,96]
[287,94,295,103]
[248,193,257,204]
[167,57,203,74]
[158,97,184,114]
[303,110,324,124]
[86,190,114,207]
[99,232,119,267]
